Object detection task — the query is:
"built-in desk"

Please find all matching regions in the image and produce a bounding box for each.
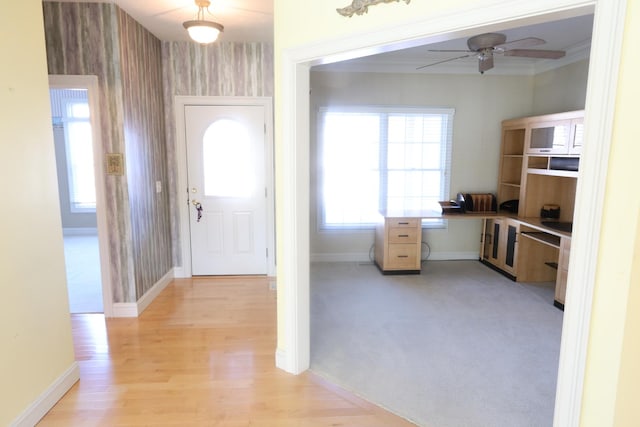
[373,207,500,274]
[374,209,571,309]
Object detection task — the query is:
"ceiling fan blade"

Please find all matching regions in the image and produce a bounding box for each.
[504,49,566,59]
[496,37,545,51]
[416,54,472,70]
[478,54,494,73]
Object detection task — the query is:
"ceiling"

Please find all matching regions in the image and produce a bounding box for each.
[43,2,593,75]
[44,0,274,42]
[313,13,594,75]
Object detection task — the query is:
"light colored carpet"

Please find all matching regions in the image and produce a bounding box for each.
[63,235,103,313]
[310,260,563,427]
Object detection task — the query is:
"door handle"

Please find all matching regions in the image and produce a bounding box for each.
[192,199,203,222]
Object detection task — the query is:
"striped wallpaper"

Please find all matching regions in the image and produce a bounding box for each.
[118,9,172,299]
[43,2,135,303]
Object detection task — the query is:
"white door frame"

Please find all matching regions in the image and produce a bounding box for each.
[277,1,626,427]
[48,74,114,317]
[175,96,276,277]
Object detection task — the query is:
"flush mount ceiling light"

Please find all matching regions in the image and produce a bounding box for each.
[183,0,224,44]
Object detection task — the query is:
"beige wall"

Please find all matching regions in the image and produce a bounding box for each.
[0,2,76,425]
[532,59,589,115]
[275,0,639,425]
[581,2,640,425]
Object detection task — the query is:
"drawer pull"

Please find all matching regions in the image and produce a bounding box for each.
[398,222,409,225]
[397,255,409,258]
[398,234,409,237]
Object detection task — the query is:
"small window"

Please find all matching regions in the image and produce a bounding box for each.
[318,107,454,229]
[64,100,96,212]
[202,119,254,198]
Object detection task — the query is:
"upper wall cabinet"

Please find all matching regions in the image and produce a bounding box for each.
[568,117,584,155]
[527,120,571,154]
[497,110,584,216]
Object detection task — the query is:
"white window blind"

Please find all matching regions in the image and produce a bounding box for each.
[318,106,454,229]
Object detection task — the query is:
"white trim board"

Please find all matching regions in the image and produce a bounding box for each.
[9,363,80,427]
[174,96,276,278]
[277,2,625,427]
[112,268,174,317]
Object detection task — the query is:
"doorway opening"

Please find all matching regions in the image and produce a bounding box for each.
[49,75,113,316]
[278,1,625,426]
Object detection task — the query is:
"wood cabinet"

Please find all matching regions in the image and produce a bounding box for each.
[569,117,584,155]
[488,110,582,309]
[482,217,519,278]
[374,217,421,273]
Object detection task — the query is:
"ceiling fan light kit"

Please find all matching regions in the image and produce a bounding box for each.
[419,32,567,74]
[183,0,224,44]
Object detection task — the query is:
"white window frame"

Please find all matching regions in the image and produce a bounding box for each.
[317,106,454,231]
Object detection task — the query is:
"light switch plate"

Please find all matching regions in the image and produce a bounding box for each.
[155,181,162,193]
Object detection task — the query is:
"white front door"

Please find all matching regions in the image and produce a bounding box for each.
[185,104,267,275]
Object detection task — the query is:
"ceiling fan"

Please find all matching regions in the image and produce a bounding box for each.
[417,33,566,74]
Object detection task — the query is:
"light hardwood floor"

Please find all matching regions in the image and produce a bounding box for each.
[38,276,415,426]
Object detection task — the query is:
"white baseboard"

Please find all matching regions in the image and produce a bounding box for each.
[310,252,372,263]
[10,362,80,427]
[172,265,188,278]
[310,251,480,263]
[111,268,175,317]
[426,251,479,260]
[62,227,97,236]
[111,302,138,317]
[136,268,174,315]
[275,348,289,372]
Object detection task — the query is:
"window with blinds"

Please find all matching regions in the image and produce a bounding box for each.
[64,100,96,212]
[318,107,454,229]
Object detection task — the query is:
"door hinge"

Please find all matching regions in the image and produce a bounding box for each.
[264,123,267,134]
[266,248,268,258]
[265,187,267,198]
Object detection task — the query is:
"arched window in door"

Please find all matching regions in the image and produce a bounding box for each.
[202,118,254,198]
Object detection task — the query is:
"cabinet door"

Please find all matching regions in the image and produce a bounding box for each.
[482,218,502,267]
[568,118,584,155]
[527,121,571,154]
[502,220,519,274]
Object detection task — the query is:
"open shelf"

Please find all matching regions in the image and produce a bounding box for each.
[527,168,578,178]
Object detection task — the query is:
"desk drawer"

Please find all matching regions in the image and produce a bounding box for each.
[387,244,419,269]
[387,218,419,228]
[388,227,419,244]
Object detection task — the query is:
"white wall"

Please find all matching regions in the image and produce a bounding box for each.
[309,70,534,261]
